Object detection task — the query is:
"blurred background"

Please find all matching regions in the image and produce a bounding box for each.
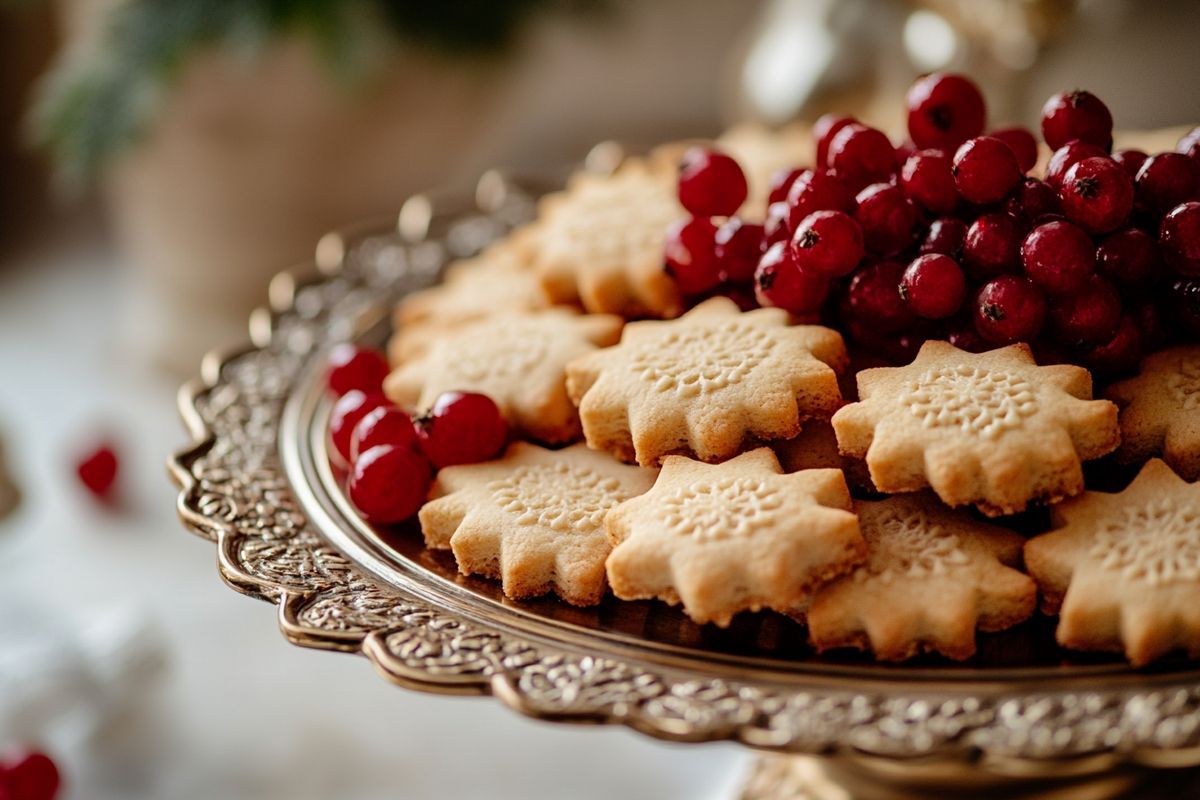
[2,1,1199,798]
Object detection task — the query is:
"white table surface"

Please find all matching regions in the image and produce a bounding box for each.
[0,225,749,800]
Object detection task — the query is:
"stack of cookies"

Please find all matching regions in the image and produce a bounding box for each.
[377,108,1200,667]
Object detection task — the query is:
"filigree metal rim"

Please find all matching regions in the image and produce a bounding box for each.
[170,173,1200,773]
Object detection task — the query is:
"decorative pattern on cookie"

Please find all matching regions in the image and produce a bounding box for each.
[522,159,685,319]
[604,448,865,626]
[831,340,1119,516]
[1024,459,1200,665]
[807,494,1035,661]
[384,309,622,444]
[1106,345,1200,480]
[420,442,656,606]
[566,297,848,466]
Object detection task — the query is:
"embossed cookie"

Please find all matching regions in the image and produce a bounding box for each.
[605,448,865,626]
[421,442,656,606]
[384,309,622,444]
[522,158,684,319]
[807,495,1035,661]
[566,297,848,466]
[1025,459,1200,665]
[1106,345,1200,480]
[832,341,1119,516]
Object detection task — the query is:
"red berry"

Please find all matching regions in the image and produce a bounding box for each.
[853,183,919,256]
[1005,177,1061,223]
[1167,277,1200,337]
[1045,141,1108,189]
[990,126,1039,173]
[791,209,864,277]
[900,254,966,319]
[905,73,986,151]
[330,390,389,463]
[1085,314,1143,376]
[963,212,1022,280]
[1050,275,1122,345]
[847,260,915,333]
[1021,220,1095,294]
[814,114,857,167]
[1131,299,1167,351]
[785,169,854,230]
[1096,228,1161,287]
[75,443,118,503]
[1112,148,1148,178]
[754,241,828,313]
[952,136,1021,204]
[827,123,896,193]
[1134,152,1200,218]
[714,217,764,283]
[900,150,958,213]
[3,751,61,800]
[1040,90,1113,151]
[1060,156,1134,234]
[1178,126,1200,162]
[350,405,418,462]
[677,147,748,217]
[1161,201,1200,276]
[719,284,760,312]
[663,217,721,295]
[973,276,1047,345]
[348,445,431,524]
[945,317,988,353]
[762,201,792,249]
[767,167,805,205]
[415,391,508,469]
[326,344,389,397]
[919,216,967,257]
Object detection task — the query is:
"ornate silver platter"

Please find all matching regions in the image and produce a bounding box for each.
[171,168,1200,799]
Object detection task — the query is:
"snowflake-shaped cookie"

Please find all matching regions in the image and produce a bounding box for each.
[605,448,865,626]
[1106,345,1200,480]
[566,297,848,466]
[806,495,1035,661]
[419,442,657,606]
[1024,459,1200,665]
[520,159,685,319]
[831,340,1119,516]
[384,309,622,444]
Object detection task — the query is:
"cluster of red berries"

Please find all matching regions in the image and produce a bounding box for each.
[326,345,507,524]
[0,751,59,800]
[665,73,1200,374]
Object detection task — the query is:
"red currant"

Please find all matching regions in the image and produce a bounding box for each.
[1096,228,1161,287]
[1132,300,1167,351]
[2,751,61,800]
[348,445,431,524]
[416,391,508,469]
[900,150,958,214]
[847,260,915,333]
[785,169,854,230]
[946,317,988,352]
[677,147,748,217]
[663,217,721,295]
[952,136,1021,204]
[814,114,857,167]
[767,167,805,205]
[1040,90,1113,151]
[1161,201,1200,276]
[973,275,1047,345]
[754,241,828,313]
[327,344,389,397]
[1167,277,1200,337]
[827,123,896,192]
[1134,152,1200,218]
[75,443,119,503]
[790,210,865,277]
[905,73,986,151]
[714,217,764,283]
[762,201,792,249]
[1045,141,1108,189]
[350,405,418,462]
[1179,126,1200,162]
[919,217,967,257]
[990,127,1039,173]
[1112,148,1148,178]
[1059,156,1134,234]
[330,389,389,463]
[1084,314,1142,376]
[1021,220,1095,294]
[1050,275,1121,345]
[900,254,966,319]
[1005,177,1061,223]
[963,212,1022,280]
[853,183,919,257]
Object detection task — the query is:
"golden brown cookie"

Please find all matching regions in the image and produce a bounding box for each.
[1024,459,1200,666]
[420,442,657,606]
[384,309,622,444]
[605,448,865,626]
[566,297,848,466]
[831,340,1119,516]
[1106,345,1200,480]
[807,494,1035,661]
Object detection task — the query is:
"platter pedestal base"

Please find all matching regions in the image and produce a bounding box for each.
[738,755,1200,800]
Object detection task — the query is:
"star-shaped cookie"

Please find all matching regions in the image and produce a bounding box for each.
[1025,459,1200,665]
[521,158,685,319]
[384,308,622,444]
[566,297,848,466]
[806,495,1035,661]
[604,448,865,626]
[1106,345,1200,480]
[420,442,657,606]
[831,340,1119,516]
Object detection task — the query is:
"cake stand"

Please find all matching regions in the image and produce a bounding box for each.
[170,167,1200,799]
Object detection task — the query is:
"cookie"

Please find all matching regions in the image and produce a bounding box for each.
[566,297,848,466]
[1024,459,1200,665]
[1106,345,1200,480]
[522,158,684,319]
[604,448,865,626]
[420,442,657,606]
[807,494,1035,661]
[831,340,1119,516]
[384,309,622,444]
